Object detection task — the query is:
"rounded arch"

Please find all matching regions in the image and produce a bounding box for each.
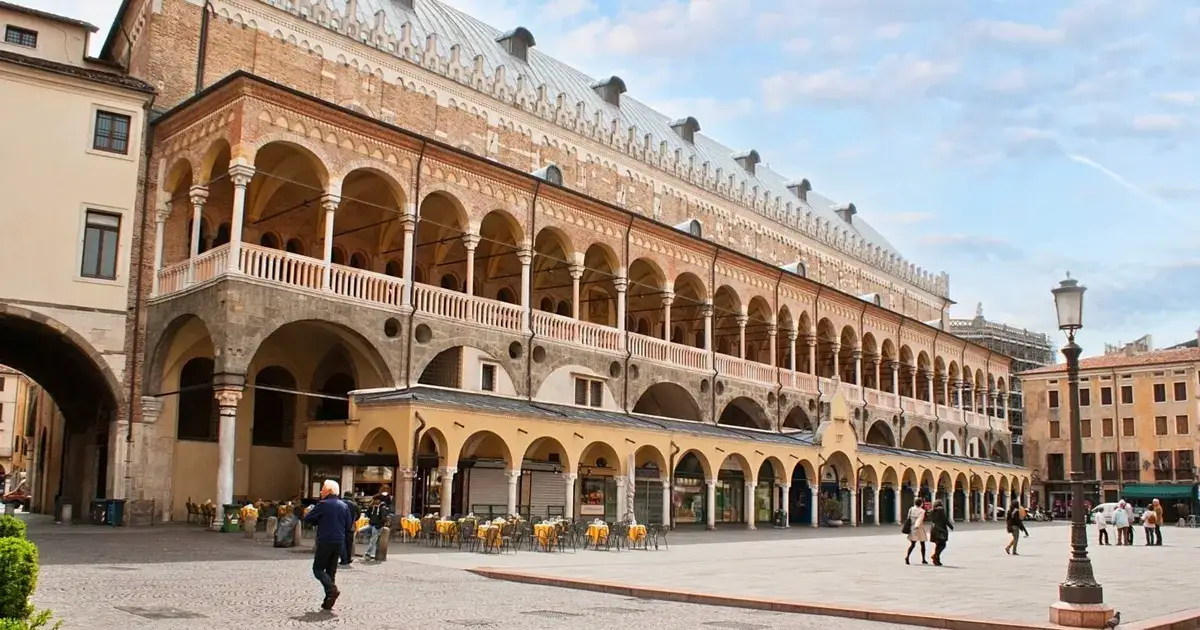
[633,444,668,472]
[578,440,622,474]
[674,449,713,479]
[990,440,1010,463]
[339,164,407,210]
[415,344,516,392]
[717,452,753,477]
[532,225,574,265]
[822,450,855,487]
[864,420,895,446]
[792,458,817,482]
[455,429,514,469]
[162,156,194,198]
[359,427,399,454]
[881,465,900,488]
[242,318,394,390]
[901,425,931,451]
[521,435,573,472]
[782,404,813,431]
[632,382,701,421]
[938,431,961,456]
[759,456,786,481]
[717,396,770,430]
[197,137,232,184]
[417,426,449,463]
[247,138,331,188]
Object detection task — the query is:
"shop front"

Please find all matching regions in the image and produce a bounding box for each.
[579,475,616,521]
[632,462,665,524]
[716,465,745,524]
[673,452,707,526]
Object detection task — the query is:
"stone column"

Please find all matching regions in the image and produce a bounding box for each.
[614,274,628,332]
[809,486,819,527]
[873,486,881,525]
[806,335,817,375]
[562,473,577,519]
[320,194,340,291]
[894,489,902,524]
[999,392,1007,418]
[956,380,965,410]
[518,243,533,331]
[948,493,956,521]
[787,330,798,372]
[140,397,165,520]
[212,388,242,530]
[744,480,757,530]
[767,325,778,367]
[661,291,675,341]
[438,467,455,518]
[340,465,354,497]
[778,483,791,527]
[660,478,672,527]
[400,213,417,307]
[187,185,207,284]
[396,467,414,517]
[890,361,900,395]
[849,488,858,526]
[705,479,717,530]
[226,164,255,272]
[852,350,863,386]
[462,233,480,296]
[152,205,169,295]
[736,312,748,358]
[615,476,628,521]
[829,342,841,379]
[569,262,585,319]
[873,358,881,391]
[702,302,714,350]
[926,371,935,403]
[910,369,918,402]
[942,377,950,408]
[506,469,521,517]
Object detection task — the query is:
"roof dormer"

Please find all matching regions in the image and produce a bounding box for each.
[495,27,535,62]
[674,218,702,238]
[531,163,563,186]
[732,150,760,176]
[590,76,626,107]
[786,179,811,202]
[835,202,857,225]
[669,116,700,144]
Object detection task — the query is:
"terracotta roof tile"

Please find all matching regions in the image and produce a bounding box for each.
[1019,347,1200,376]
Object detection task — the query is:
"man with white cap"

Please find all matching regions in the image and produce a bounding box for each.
[304,479,353,610]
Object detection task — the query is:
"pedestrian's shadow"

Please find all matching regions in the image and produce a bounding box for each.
[290,611,335,622]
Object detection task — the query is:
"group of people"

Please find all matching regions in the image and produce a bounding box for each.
[1094,499,1164,546]
[303,480,395,611]
[903,500,1030,565]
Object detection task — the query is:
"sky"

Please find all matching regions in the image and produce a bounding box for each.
[35,0,1200,356]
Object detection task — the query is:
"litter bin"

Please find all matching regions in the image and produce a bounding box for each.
[221,504,241,533]
[105,499,127,527]
[773,509,786,528]
[90,500,108,525]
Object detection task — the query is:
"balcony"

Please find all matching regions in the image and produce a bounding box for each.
[153,243,1007,432]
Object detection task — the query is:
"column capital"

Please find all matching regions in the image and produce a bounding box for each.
[735,313,749,327]
[661,291,675,307]
[787,328,799,341]
[829,341,841,351]
[889,359,902,370]
[766,324,778,337]
[320,193,341,212]
[850,349,863,360]
[505,469,522,481]
[462,233,481,250]
[805,335,817,347]
[438,466,457,476]
[700,302,714,317]
[809,485,819,495]
[744,480,756,490]
[399,214,417,231]
[562,472,578,482]
[775,482,790,490]
[615,476,628,488]
[213,388,242,408]
[705,479,716,487]
[140,396,164,423]
[613,276,629,292]
[155,206,171,224]
[660,477,671,488]
[228,164,256,188]
[568,262,586,279]
[188,184,209,207]
[516,245,534,266]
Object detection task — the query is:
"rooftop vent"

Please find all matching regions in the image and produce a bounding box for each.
[835,202,857,224]
[786,179,811,202]
[531,163,563,186]
[590,76,626,107]
[859,293,882,307]
[732,150,760,176]
[674,218,702,238]
[669,116,700,144]
[781,261,807,278]
[496,27,535,62]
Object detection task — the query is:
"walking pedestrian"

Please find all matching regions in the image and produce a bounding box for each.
[1123,501,1135,545]
[304,480,353,611]
[364,493,392,561]
[1143,505,1159,546]
[1005,503,1029,555]
[340,492,361,565]
[1112,501,1129,546]
[1152,499,1163,546]
[903,501,928,565]
[1094,508,1109,545]
[928,500,953,566]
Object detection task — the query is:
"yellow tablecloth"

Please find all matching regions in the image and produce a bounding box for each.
[436,520,457,536]
[401,518,420,538]
[477,524,501,548]
[627,524,647,542]
[587,523,609,545]
[533,523,556,550]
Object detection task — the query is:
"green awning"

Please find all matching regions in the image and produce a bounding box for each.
[1120,483,1195,500]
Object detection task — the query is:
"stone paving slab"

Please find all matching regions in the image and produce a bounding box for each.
[394,522,1196,626]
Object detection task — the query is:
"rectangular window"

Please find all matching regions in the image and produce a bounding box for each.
[479,363,496,392]
[1049,420,1061,439]
[573,377,603,408]
[1081,419,1091,438]
[1100,387,1112,405]
[1156,415,1169,436]
[93,110,132,154]
[1121,451,1139,476]
[1048,453,1066,480]
[1120,385,1133,404]
[1154,451,1173,480]
[1177,415,1190,435]
[1177,451,1195,480]
[1079,388,1090,407]
[1082,453,1097,480]
[81,211,120,279]
[1101,452,1119,480]
[1154,383,1166,403]
[1122,417,1134,437]
[1175,382,1188,402]
[1102,417,1114,437]
[4,26,37,48]
[1048,390,1060,409]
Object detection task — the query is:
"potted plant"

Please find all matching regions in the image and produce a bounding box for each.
[821,497,844,527]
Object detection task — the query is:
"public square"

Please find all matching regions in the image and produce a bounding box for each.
[24,516,1200,629]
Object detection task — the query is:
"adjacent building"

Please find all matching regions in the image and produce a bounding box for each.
[949,303,1055,465]
[1021,344,1200,517]
[0,1,155,511]
[0,367,34,493]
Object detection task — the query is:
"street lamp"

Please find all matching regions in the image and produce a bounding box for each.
[1048,273,1112,628]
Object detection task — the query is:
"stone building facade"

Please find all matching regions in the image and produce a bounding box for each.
[85,0,1026,525]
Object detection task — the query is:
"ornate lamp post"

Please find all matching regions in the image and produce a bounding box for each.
[1048,274,1112,628]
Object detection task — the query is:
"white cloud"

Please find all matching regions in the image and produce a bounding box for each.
[782,37,813,54]
[762,54,960,109]
[985,68,1032,94]
[1156,92,1199,106]
[969,20,1065,46]
[646,96,755,129]
[1130,114,1186,133]
[874,23,907,40]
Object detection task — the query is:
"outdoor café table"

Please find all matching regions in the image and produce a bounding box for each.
[436,519,457,545]
[477,523,502,551]
[586,522,608,548]
[401,517,421,539]
[627,524,647,545]
[533,522,556,551]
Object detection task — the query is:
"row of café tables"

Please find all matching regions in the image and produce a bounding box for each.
[394,514,654,553]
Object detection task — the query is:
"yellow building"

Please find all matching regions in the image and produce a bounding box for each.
[1021,345,1200,515]
[0,367,34,494]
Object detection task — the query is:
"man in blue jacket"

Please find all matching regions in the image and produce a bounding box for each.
[304,479,353,610]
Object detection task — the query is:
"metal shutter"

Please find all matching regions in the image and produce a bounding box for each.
[633,479,664,524]
[528,471,565,519]
[466,466,507,518]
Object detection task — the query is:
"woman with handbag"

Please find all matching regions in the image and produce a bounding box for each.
[903,500,928,565]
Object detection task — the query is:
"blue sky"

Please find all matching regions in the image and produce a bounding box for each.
[39,0,1200,355]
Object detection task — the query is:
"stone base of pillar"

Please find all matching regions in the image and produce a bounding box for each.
[706,524,716,531]
[1048,602,1114,628]
[746,524,756,531]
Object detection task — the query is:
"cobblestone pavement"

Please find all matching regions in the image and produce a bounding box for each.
[400,521,1198,625]
[26,519,908,630]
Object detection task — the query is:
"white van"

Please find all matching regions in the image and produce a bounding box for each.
[1089,502,1143,525]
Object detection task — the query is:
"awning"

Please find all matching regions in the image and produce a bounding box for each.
[1120,483,1195,500]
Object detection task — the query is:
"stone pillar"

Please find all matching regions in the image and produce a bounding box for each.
[956,380,965,410]
[661,291,675,341]
[807,336,817,375]
[852,350,862,386]
[226,164,254,272]
[400,213,417,307]
[809,486,819,527]
[140,396,165,520]
[778,483,790,527]
[439,467,455,518]
[320,194,340,290]
[744,480,757,530]
[910,369,918,402]
[873,486,881,525]
[396,467,414,517]
[563,473,577,519]
[615,271,628,332]
[340,465,354,497]
[615,476,628,521]
[894,489,902,524]
[152,205,169,295]
[518,243,533,331]
[660,478,672,527]
[999,392,1007,418]
[787,330,798,372]
[187,185,207,284]
[849,489,858,526]
[705,479,717,530]
[702,302,714,351]
[569,262,585,319]
[890,360,900,395]
[767,325,778,367]
[462,233,480,296]
[506,469,521,517]
[736,312,748,358]
[873,358,881,391]
[213,388,242,530]
[948,493,956,521]
[942,377,950,407]
[830,342,841,378]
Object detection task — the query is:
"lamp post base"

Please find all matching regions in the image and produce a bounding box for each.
[1049,602,1114,628]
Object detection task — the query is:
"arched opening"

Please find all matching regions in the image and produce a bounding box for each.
[632,382,701,421]
[520,436,570,520]
[717,397,770,430]
[475,209,523,302]
[177,357,216,441]
[672,451,710,527]
[990,441,1010,463]
[451,430,513,519]
[251,366,296,448]
[285,238,305,256]
[815,318,837,378]
[578,441,620,521]
[789,461,814,525]
[671,272,708,349]
[782,405,813,431]
[711,285,742,357]
[902,426,931,451]
[259,232,281,249]
[626,258,666,341]
[414,192,469,295]
[531,227,573,320]
[412,428,447,515]
[632,445,667,524]
[865,420,895,446]
[838,325,858,383]
[314,373,353,420]
[715,454,751,525]
[580,243,618,327]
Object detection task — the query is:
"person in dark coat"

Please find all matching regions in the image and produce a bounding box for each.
[340,491,361,565]
[928,500,953,566]
[1004,503,1029,555]
[304,480,353,611]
